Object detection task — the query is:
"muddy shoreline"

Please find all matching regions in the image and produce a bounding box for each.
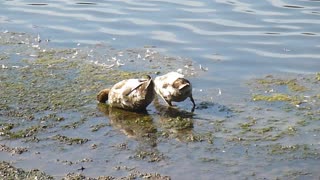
[1,31,319,179]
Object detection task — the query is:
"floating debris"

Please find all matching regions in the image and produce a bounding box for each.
[199,64,208,71]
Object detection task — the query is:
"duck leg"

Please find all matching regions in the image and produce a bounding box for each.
[165,100,173,106]
[190,96,196,108]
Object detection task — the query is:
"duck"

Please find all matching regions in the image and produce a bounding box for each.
[97,75,155,112]
[154,72,195,109]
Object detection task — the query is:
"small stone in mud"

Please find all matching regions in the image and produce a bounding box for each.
[77,158,93,163]
[116,142,128,150]
[61,160,73,166]
[91,143,98,149]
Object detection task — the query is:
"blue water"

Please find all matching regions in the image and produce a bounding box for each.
[1,0,319,83]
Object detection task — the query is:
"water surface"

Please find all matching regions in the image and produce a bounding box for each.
[1,0,320,179]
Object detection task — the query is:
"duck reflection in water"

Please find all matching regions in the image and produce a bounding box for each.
[153,96,196,142]
[98,103,158,153]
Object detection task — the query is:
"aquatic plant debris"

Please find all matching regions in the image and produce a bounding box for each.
[0,161,54,180]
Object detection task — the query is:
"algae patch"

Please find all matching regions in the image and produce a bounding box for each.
[52,134,89,145]
[0,144,28,155]
[0,161,54,180]
[252,93,305,107]
[161,116,193,130]
[2,125,46,139]
[255,77,307,92]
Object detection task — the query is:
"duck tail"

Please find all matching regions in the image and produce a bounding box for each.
[144,75,154,89]
[97,89,110,103]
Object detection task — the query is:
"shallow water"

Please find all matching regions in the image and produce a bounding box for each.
[1,0,320,179]
[2,0,320,79]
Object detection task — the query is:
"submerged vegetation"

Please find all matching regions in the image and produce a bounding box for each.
[0,161,54,180]
[316,72,320,81]
[255,77,307,92]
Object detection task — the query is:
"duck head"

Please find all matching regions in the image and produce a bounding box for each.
[172,78,191,90]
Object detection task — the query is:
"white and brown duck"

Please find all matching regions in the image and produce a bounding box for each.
[154,72,195,109]
[97,75,155,112]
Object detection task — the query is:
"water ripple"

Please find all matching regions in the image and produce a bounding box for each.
[238,48,320,59]
[148,0,205,7]
[46,25,89,34]
[99,27,139,36]
[1,0,319,81]
[151,31,188,44]
[178,8,216,13]
[124,18,159,26]
[125,7,161,12]
[216,0,289,15]
[176,18,263,28]
[264,18,320,24]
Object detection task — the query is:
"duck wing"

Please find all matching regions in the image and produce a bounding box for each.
[122,78,151,96]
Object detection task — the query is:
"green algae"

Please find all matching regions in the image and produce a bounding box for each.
[133,150,166,162]
[0,54,9,61]
[0,144,28,155]
[255,77,307,92]
[297,119,309,126]
[0,161,54,180]
[0,123,15,132]
[269,144,301,155]
[271,126,298,140]
[161,116,193,130]
[62,118,87,129]
[252,94,303,106]
[63,168,171,180]
[283,170,312,179]
[3,125,45,139]
[52,134,89,145]
[239,117,257,131]
[186,132,214,143]
[0,44,156,120]
[267,143,318,157]
[38,113,65,122]
[316,72,320,81]
[0,161,172,180]
[90,123,110,132]
[199,157,218,163]
[252,94,292,102]
[255,126,274,134]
